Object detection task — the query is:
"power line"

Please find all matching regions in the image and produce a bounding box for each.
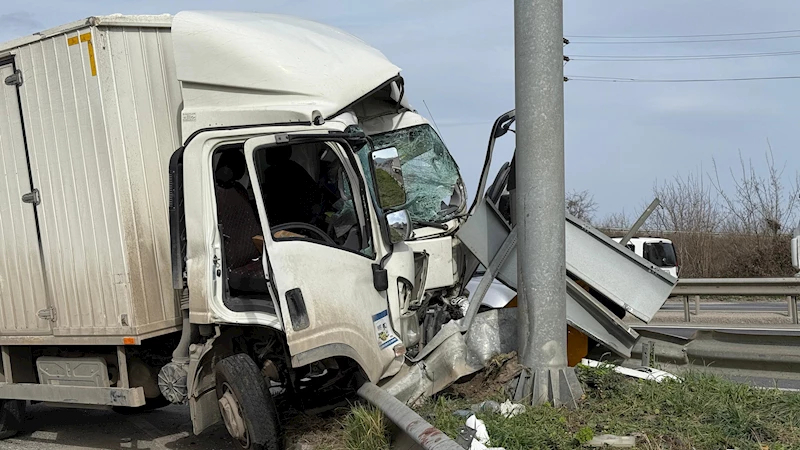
[569,29,800,39]
[569,34,800,44]
[570,50,800,62]
[567,75,800,83]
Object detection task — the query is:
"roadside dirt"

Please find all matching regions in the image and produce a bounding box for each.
[448,352,523,402]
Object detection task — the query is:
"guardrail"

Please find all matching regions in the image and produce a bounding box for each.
[669,278,800,324]
[627,329,800,390]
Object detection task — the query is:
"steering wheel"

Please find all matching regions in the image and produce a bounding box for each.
[270,222,337,246]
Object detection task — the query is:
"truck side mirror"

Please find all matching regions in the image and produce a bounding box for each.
[370,147,407,210]
[386,209,412,244]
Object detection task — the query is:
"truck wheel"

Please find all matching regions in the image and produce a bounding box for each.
[0,400,25,439]
[215,354,281,450]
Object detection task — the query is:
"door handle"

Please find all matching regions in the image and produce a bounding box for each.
[21,189,40,205]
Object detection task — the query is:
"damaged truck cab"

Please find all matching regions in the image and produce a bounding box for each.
[165,11,471,443]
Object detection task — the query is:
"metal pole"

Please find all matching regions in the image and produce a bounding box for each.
[357,382,463,450]
[117,346,129,389]
[694,295,700,316]
[619,198,661,246]
[790,295,798,325]
[1,346,13,384]
[683,296,691,322]
[512,0,582,408]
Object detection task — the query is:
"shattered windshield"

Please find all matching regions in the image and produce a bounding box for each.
[370,124,466,224]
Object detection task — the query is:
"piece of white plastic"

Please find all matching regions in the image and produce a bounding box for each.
[580,358,680,383]
[499,400,525,418]
[464,415,506,450]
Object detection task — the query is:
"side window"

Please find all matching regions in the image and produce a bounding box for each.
[253,142,373,257]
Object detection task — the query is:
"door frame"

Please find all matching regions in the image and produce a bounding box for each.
[0,56,53,335]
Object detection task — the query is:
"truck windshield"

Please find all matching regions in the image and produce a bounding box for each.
[643,242,677,267]
[369,124,466,224]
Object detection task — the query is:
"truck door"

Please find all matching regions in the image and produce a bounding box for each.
[0,60,52,335]
[242,134,400,382]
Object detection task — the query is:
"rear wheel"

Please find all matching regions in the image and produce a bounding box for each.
[215,354,281,450]
[0,399,25,439]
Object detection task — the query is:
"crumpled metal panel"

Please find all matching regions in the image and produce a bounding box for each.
[457,199,675,355]
[382,309,518,405]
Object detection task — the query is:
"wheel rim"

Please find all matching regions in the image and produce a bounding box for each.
[219,382,250,448]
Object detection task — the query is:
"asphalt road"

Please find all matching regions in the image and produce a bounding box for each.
[660,301,789,313]
[1,403,235,450]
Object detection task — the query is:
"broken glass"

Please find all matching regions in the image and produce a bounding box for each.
[371,125,466,224]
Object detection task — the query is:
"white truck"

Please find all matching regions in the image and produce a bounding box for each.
[612,237,679,278]
[0,11,676,449]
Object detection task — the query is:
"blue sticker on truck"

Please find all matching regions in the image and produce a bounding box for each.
[372,310,398,350]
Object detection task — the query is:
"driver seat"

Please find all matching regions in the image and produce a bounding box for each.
[214,151,269,294]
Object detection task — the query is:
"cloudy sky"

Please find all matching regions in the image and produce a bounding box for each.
[2,1,799,220]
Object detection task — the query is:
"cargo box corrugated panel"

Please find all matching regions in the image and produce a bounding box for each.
[0,16,183,341]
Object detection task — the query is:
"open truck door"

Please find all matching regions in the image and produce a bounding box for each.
[241,133,403,382]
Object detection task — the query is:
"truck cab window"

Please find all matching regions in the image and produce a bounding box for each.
[213,147,269,296]
[254,142,372,257]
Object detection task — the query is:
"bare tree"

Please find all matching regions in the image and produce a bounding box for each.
[708,146,800,277]
[648,171,722,234]
[711,145,800,235]
[640,170,723,277]
[565,190,597,223]
[596,211,631,234]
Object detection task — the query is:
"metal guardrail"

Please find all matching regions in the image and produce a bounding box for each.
[629,329,800,391]
[669,278,800,324]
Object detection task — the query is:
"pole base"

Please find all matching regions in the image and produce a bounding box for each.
[508,366,584,408]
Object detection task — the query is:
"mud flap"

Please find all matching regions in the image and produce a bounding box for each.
[187,328,237,435]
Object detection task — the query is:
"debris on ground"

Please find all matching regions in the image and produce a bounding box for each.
[498,400,525,418]
[471,400,501,414]
[450,352,523,401]
[580,358,680,383]
[463,414,506,450]
[585,434,636,448]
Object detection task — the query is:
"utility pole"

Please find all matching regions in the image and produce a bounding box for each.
[512,0,583,407]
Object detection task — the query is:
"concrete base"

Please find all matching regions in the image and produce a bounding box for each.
[509,366,583,409]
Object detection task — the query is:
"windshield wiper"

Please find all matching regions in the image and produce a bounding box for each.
[413,220,449,230]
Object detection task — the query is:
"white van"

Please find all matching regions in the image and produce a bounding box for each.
[613,237,679,278]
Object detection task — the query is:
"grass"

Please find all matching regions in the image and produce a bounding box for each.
[342,405,391,450]
[414,365,800,450]
[282,405,390,450]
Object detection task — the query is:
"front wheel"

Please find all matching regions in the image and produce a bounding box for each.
[215,354,281,450]
[0,399,25,439]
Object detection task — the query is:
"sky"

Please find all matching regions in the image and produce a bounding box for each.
[1,1,799,221]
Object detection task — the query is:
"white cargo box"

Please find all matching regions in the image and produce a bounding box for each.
[0,15,182,344]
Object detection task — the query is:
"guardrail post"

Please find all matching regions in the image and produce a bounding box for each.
[790,296,798,325]
[693,295,700,316]
[683,296,691,322]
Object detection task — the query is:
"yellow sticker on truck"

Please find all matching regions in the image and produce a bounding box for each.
[67,32,97,76]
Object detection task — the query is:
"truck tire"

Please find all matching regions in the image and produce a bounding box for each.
[0,400,25,439]
[215,354,281,450]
